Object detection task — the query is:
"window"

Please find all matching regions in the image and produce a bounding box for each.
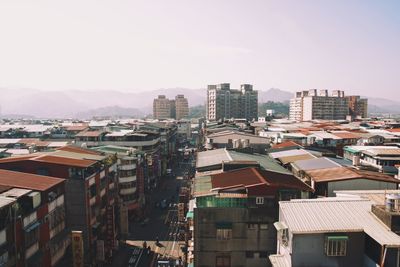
[259,224,268,230]
[256,197,264,205]
[216,255,230,267]
[247,223,257,230]
[216,229,232,240]
[325,236,348,256]
[245,251,254,258]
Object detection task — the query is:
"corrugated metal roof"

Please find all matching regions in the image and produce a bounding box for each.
[279,154,316,165]
[269,149,311,159]
[229,151,290,174]
[196,149,231,168]
[56,145,103,155]
[34,155,97,168]
[280,198,400,247]
[334,190,400,205]
[292,157,340,171]
[0,169,64,191]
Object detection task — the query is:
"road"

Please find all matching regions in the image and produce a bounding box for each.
[111,155,194,267]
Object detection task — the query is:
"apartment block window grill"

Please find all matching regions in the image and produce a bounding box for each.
[325,236,348,256]
[256,197,264,205]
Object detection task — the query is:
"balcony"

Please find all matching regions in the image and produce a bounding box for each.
[120,187,137,195]
[25,242,39,259]
[119,164,136,171]
[89,196,96,206]
[100,188,106,197]
[109,182,115,190]
[119,176,137,183]
[75,138,160,148]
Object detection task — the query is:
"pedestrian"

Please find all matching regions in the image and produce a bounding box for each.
[143,241,147,249]
[147,245,151,254]
[156,236,159,244]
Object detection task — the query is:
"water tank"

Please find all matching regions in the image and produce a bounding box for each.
[385,194,400,212]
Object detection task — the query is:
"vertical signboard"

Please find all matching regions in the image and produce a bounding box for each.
[71,231,84,267]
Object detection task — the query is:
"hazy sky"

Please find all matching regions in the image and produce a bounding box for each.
[0,0,399,96]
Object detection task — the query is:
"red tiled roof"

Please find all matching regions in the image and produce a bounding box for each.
[305,167,400,183]
[57,145,102,155]
[65,125,89,131]
[272,141,302,149]
[17,138,50,147]
[331,132,361,139]
[0,169,64,191]
[34,155,97,168]
[75,130,103,137]
[210,168,313,194]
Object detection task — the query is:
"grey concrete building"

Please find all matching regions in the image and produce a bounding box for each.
[193,167,312,267]
[207,83,258,121]
[270,197,400,267]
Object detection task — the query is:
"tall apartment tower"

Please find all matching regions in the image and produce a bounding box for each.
[346,95,368,119]
[153,94,189,120]
[207,83,258,121]
[153,95,173,119]
[289,89,350,121]
[175,94,189,120]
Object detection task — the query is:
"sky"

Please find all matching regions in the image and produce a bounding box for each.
[0,0,399,97]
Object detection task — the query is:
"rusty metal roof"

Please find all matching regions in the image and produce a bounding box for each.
[0,169,64,191]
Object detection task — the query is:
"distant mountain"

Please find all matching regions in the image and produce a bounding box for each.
[1,87,400,118]
[259,88,293,103]
[74,106,145,119]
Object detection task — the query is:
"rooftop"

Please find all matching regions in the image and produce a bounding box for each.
[0,169,65,191]
[280,198,400,247]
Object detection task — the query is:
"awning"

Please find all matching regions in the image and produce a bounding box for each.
[274,221,288,231]
[24,221,40,232]
[216,222,232,229]
[327,236,348,241]
[186,211,194,219]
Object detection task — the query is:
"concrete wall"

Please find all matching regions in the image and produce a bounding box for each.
[194,207,276,267]
[327,179,397,197]
[291,232,365,267]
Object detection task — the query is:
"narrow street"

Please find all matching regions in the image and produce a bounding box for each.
[109,154,194,267]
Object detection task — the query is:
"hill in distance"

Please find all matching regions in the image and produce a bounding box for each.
[0,87,399,118]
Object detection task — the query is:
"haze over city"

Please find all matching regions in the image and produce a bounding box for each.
[0,0,399,97]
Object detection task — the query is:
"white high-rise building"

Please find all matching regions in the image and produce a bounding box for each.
[289,89,350,121]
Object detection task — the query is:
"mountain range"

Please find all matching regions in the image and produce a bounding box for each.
[0,87,399,119]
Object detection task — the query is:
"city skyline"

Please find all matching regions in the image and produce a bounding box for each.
[0,0,399,97]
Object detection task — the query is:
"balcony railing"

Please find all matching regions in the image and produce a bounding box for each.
[119,164,136,171]
[120,187,137,195]
[119,176,137,183]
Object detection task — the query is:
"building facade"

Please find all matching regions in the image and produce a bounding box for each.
[289,89,350,121]
[207,83,258,121]
[153,94,189,120]
[346,95,368,119]
[175,95,189,120]
[153,95,173,119]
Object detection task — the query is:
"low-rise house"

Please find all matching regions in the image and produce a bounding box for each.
[193,167,312,267]
[344,146,400,173]
[270,197,400,267]
[269,149,316,168]
[303,166,399,196]
[205,130,270,153]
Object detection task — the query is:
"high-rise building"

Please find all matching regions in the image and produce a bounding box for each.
[153,94,189,120]
[207,83,258,121]
[153,95,173,119]
[346,95,368,119]
[289,89,350,121]
[175,94,189,120]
